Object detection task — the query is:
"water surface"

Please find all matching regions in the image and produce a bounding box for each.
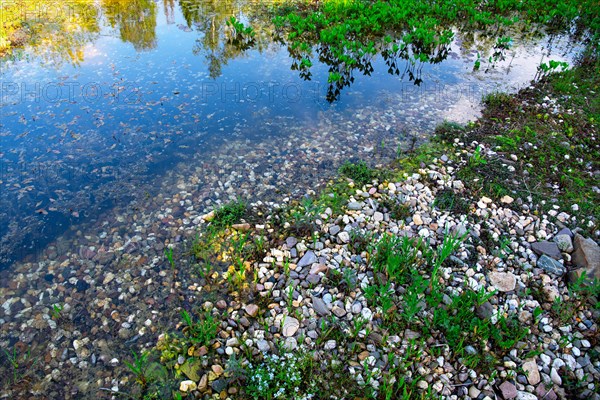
[0,0,577,267]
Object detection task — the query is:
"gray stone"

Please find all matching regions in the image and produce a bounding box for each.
[468,386,481,399]
[475,301,494,319]
[338,231,350,243]
[550,368,561,385]
[516,391,537,400]
[535,385,557,400]
[297,251,318,270]
[311,296,330,317]
[453,223,468,237]
[286,237,298,248]
[329,225,341,236]
[306,274,321,284]
[569,234,600,282]
[256,339,270,352]
[244,304,259,317]
[554,230,573,252]
[556,227,573,238]
[537,255,566,276]
[323,340,336,350]
[332,306,347,318]
[348,201,362,210]
[577,356,591,368]
[309,263,328,275]
[283,337,297,351]
[211,379,227,392]
[499,381,517,399]
[531,241,562,260]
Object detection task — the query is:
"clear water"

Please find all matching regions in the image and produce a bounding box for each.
[0,0,576,268]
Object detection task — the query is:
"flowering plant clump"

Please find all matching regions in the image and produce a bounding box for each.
[245,352,316,400]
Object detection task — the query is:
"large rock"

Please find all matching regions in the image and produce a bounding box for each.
[569,234,600,283]
[489,271,517,292]
[531,241,562,260]
[475,301,494,319]
[537,255,566,276]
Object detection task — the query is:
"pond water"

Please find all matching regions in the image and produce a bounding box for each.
[0,0,580,396]
[0,0,577,270]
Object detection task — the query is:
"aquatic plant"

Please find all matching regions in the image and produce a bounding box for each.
[1,346,38,385]
[50,303,64,320]
[164,247,175,270]
[124,350,151,389]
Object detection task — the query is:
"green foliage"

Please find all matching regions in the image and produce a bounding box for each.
[429,287,527,368]
[379,198,411,221]
[124,349,170,399]
[339,160,374,186]
[552,272,600,324]
[125,350,152,388]
[348,229,373,254]
[226,16,256,49]
[468,145,487,168]
[227,16,255,38]
[164,247,175,270]
[434,121,465,141]
[180,310,219,347]
[50,303,64,320]
[433,188,469,213]
[212,199,247,230]
[482,92,515,110]
[536,60,570,80]
[1,346,38,385]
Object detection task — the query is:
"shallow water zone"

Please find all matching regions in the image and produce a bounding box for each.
[0,0,579,397]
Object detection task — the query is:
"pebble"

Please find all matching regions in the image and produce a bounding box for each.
[499,381,517,399]
[297,251,318,269]
[179,380,197,392]
[522,359,540,385]
[244,304,259,317]
[282,317,300,337]
[311,296,330,316]
[550,368,562,385]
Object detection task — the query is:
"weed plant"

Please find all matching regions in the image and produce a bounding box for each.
[180,310,219,347]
